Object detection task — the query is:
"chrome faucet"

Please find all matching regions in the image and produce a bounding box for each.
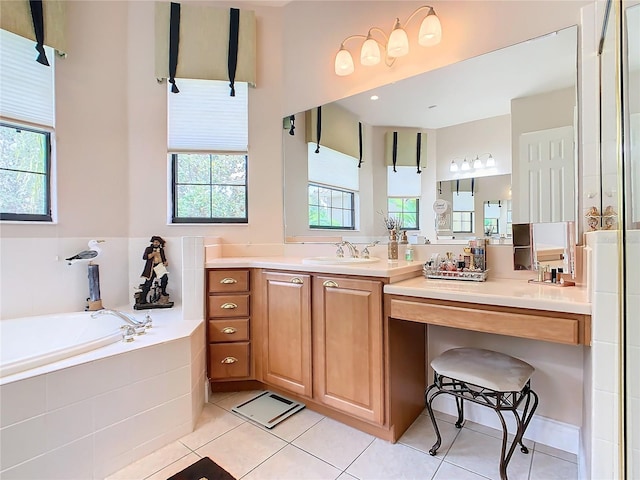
[341,241,360,258]
[361,241,380,259]
[91,309,143,327]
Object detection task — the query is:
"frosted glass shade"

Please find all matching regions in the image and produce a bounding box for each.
[485,155,496,167]
[461,159,470,171]
[387,23,409,57]
[473,156,483,169]
[335,48,355,76]
[449,160,459,172]
[418,11,442,47]
[360,37,381,66]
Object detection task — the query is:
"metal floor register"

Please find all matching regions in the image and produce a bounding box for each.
[232,391,305,429]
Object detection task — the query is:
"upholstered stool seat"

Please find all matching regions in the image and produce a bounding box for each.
[425,348,539,480]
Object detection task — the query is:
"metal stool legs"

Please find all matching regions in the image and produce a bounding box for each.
[425,372,539,480]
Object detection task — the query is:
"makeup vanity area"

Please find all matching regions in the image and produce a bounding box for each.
[204,252,591,444]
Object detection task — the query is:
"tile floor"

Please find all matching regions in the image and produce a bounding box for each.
[107,390,578,480]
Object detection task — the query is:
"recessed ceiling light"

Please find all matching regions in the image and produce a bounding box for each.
[370,95,379,100]
[428,104,437,109]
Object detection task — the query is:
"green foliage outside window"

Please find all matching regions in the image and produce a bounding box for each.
[172,153,247,222]
[308,183,354,229]
[387,197,419,230]
[0,124,51,221]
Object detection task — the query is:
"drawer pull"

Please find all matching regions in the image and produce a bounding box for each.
[221,302,238,309]
[221,327,237,334]
[221,356,238,364]
[220,277,237,284]
[291,277,303,284]
[323,280,339,288]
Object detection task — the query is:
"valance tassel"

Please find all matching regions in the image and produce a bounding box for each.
[392,131,398,173]
[315,106,322,153]
[168,2,181,94]
[29,0,49,66]
[227,8,240,97]
[416,132,422,174]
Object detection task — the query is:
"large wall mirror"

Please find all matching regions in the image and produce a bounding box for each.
[283,26,579,244]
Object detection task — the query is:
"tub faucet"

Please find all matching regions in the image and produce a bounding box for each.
[91,309,143,327]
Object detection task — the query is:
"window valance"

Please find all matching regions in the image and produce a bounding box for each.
[0,0,67,54]
[305,103,360,159]
[155,2,256,87]
[384,129,427,171]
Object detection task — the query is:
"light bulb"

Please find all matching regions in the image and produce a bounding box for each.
[360,35,381,66]
[449,160,458,172]
[387,19,409,58]
[418,9,442,47]
[334,47,354,76]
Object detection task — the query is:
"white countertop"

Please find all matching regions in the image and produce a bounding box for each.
[205,256,424,280]
[384,276,591,315]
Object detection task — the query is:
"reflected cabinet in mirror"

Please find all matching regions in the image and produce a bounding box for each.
[283,26,579,244]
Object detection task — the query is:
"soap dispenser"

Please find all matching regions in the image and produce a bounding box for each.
[388,229,398,261]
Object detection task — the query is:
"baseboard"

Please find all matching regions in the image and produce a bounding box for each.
[435,396,580,455]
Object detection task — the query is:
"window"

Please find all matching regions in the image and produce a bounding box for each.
[387,197,419,230]
[308,183,354,229]
[168,79,248,223]
[0,29,55,222]
[483,202,501,235]
[307,144,359,229]
[452,191,474,233]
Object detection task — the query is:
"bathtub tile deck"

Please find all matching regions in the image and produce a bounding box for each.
[107,391,578,480]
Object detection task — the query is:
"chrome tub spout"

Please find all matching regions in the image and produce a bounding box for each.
[91,309,143,327]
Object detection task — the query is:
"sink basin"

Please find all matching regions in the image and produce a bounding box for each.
[301,256,381,265]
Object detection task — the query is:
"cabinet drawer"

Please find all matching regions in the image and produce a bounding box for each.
[208,294,250,318]
[208,270,249,293]
[209,342,250,379]
[208,318,250,342]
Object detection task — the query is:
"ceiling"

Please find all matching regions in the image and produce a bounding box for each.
[335,26,577,130]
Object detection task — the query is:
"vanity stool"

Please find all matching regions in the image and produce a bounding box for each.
[425,348,538,480]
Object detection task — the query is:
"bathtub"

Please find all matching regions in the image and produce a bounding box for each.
[0,311,123,378]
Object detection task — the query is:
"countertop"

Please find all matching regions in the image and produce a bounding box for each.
[384,276,591,315]
[205,256,424,281]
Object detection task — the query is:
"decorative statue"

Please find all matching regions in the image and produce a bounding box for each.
[134,235,174,310]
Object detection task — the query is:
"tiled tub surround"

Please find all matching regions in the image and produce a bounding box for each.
[0,307,206,480]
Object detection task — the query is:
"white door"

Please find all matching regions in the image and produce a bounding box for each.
[630,114,640,224]
[515,126,575,223]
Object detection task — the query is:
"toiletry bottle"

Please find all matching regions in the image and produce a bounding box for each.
[405,244,414,262]
[400,231,408,244]
[388,229,398,261]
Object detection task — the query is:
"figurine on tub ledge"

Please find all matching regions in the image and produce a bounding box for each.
[134,236,174,310]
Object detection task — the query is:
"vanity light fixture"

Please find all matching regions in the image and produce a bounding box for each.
[472,155,484,169]
[334,5,442,77]
[449,153,495,173]
[460,158,470,171]
[449,159,459,172]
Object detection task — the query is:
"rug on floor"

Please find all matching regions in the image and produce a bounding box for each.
[167,456,236,480]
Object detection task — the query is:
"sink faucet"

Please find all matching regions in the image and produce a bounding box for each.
[91,309,143,327]
[361,241,380,259]
[341,241,360,258]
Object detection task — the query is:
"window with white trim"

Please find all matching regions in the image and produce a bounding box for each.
[168,79,248,223]
[387,166,420,230]
[452,191,474,233]
[0,29,55,222]
[307,144,358,229]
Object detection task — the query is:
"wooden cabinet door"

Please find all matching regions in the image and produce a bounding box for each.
[262,271,312,397]
[312,275,384,425]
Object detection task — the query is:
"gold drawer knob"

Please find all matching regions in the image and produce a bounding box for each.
[220,277,237,284]
[221,356,238,364]
[221,327,237,334]
[221,302,238,309]
[323,280,339,288]
[291,277,303,284]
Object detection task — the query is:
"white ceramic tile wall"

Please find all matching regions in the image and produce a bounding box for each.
[0,324,205,479]
[181,236,205,321]
[627,230,640,479]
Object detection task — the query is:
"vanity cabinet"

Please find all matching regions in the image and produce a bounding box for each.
[261,271,312,397]
[206,269,252,381]
[312,275,384,425]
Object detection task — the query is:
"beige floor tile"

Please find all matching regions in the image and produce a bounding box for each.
[346,438,442,480]
[462,420,534,452]
[433,461,492,479]
[212,389,266,412]
[534,442,577,463]
[242,444,341,480]
[208,390,237,404]
[399,412,462,455]
[145,452,201,480]
[443,428,533,480]
[179,403,245,450]
[292,417,375,470]
[529,451,578,480]
[195,422,287,479]
[261,406,324,442]
[105,441,192,480]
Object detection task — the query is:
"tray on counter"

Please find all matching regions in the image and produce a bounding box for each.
[423,266,489,282]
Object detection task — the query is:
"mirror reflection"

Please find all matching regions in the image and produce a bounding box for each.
[283,26,578,244]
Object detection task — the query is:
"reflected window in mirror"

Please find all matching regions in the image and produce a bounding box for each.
[307,143,359,230]
[484,200,512,237]
[387,198,419,230]
[452,191,474,233]
[387,166,421,230]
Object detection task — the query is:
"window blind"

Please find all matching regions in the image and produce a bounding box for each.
[387,166,422,197]
[307,143,358,191]
[453,191,475,211]
[0,29,54,128]
[168,79,248,152]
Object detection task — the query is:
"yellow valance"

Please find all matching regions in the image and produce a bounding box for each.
[0,0,66,54]
[155,2,256,86]
[385,129,427,169]
[305,103,359,159]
